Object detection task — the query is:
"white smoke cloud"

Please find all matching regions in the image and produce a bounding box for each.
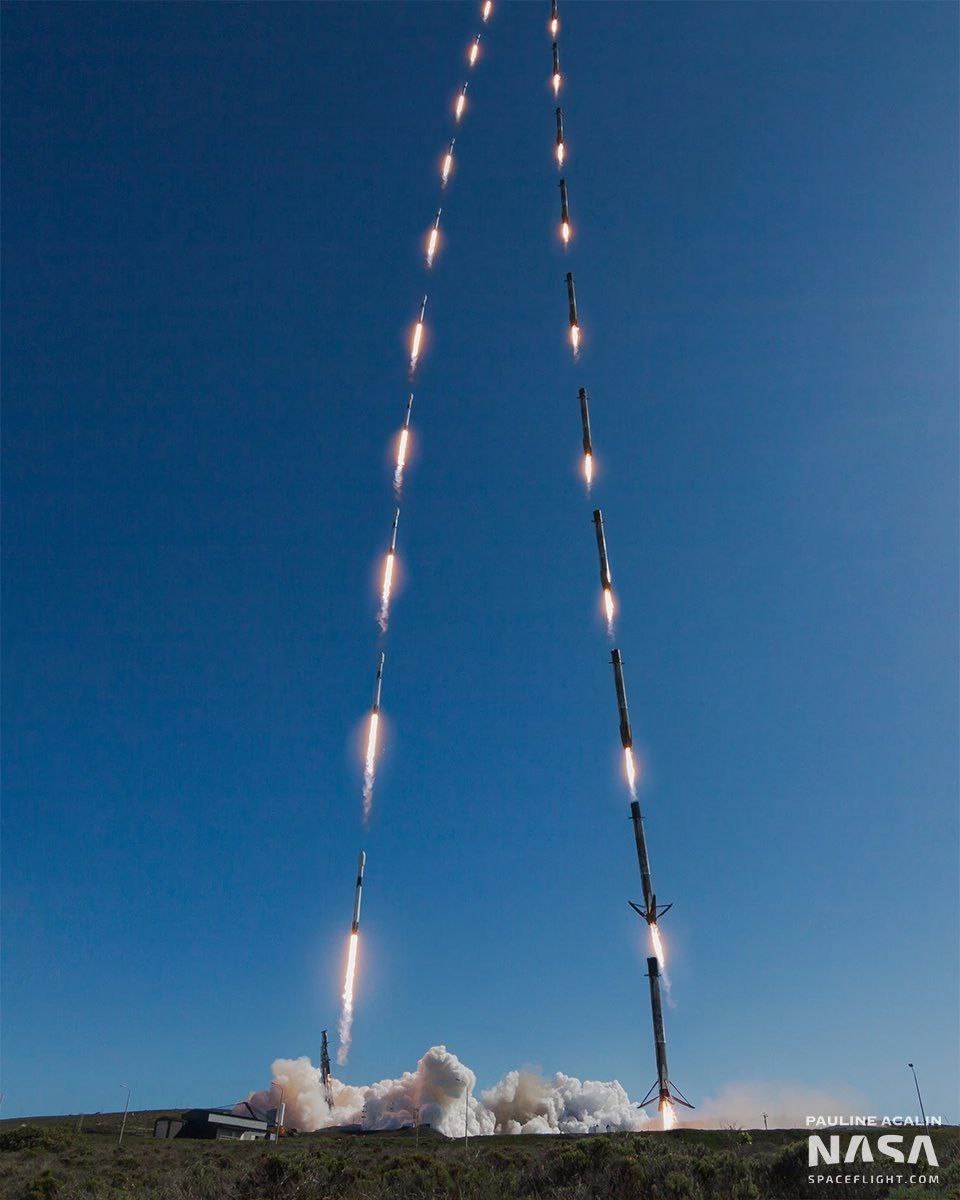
[690,1081,870,1129]
[239,1046,649,1137]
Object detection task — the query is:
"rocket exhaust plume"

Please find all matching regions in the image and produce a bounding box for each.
[441,139,455,187]
[550,0,559,37]
[410,294,427,374]
[468,35,481,67]
[337,930,359,1064]
[482,0,493,21]
[393,395,413,494]
[565,271,580,358]
[662,1100,677,1130]
[361,653,385,821]
[555,107,565,167]
[592,509,615,635]
[455,83,468,123]
[559,178,571,246]
[338,853,365,1061]
[552,42,562,96]
[377,509,400,632]
[425,209,441,268]
[579,388,593,488]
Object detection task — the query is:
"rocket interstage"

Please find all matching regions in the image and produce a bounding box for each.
[579,388,593,485]
[592,509,615,631]
[559,178,571,245]
[565,271,580,355]
[351,850,366,933]
[555,107,565,167]
[552,42,562,96]
[641,956,694,1125]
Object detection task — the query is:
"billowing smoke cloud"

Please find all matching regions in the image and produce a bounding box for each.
[690,1081,870,1130]
[239,1046,649,1137]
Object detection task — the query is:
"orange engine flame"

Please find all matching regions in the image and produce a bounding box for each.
[561,220,571,245]
[469,41,479,66]
[410,320,424,371]
[377,551,395,632]
[482,0,492,19]
[583,452,593,487]
[553,72,561,96]
[337,931,359,1064]
[426,226,439,267]
[570,323,580,354]
[396,428,409,474]
[624,746,637,794]
[603,586,615,631]
[661,1100,677,1130]
[441,152,453,184]
[550,17,558,36]
[556,141,565,167]
[362,711,380,820]
[455,93,466,121]
[650,922,666,971]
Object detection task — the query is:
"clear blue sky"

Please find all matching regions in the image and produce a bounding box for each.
[3,2,957,1122]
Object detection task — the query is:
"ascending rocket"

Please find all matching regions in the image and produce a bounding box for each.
[611,648,632,750]
[351,851,366,933]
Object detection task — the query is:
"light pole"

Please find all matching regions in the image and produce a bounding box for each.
[118,1085,132,1146]
[762,1112,768,1131]
[907,1064,929,1132]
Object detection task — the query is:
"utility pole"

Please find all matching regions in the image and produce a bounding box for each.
[762,1112,768,1131]
[907,1064,929,1132]
[118,1085,132,1146]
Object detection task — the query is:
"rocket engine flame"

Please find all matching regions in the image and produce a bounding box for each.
[469,37,480,67]
[441,149,454,186]
[603,586,615,632]
[556,141,565,167]
[337,932,359,1065]
[377,551,396,632]
[583,452,593,487]
[362,711,380,820]
[395,428,409,483]
[410,320,424,371]
[426,226,439,267]
[624,746,637,795]
[661,1099,677,1130]
[569,322,580,355]
[455,90,467,122]
[550,17,559,36]
[561,220,571,245]
[482,0,493,20]
[650,922,666,970]
[553,72,561,97]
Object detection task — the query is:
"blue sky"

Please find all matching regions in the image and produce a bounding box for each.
[3,1,957,1121]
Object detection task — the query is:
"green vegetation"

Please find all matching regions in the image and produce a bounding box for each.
[0,1117,956,1199]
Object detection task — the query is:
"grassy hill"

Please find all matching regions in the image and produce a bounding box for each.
[0,1115,956,1199]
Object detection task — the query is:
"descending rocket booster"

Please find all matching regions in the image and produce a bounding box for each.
[555,107,565,166]
[611,648,632,751]
[579,388,593,485]
[566,271,580,354]
[552,42,562,95]
[351,850,366,933]
[550,0,559,37]
[559,178,571,244]
[628,799,672,927]
[593,509,612,591]
[441,140,456,187]
[410,295,427,373]
[426,209,442,267]
[388,507,400,554]
[455,82,468,123]
[468,34,481,67]
[641,956,694,1119]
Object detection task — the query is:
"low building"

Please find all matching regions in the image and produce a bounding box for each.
[154,1107,268,1141]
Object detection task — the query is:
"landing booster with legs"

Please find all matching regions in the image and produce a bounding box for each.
[641,957,694,1115]
[628,800,672,927]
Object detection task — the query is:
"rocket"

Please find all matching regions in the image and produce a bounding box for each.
[560,178,571,242]
[351,850,366,933]
[555,107,565,163]
[579,388,593,457]
[552,42,561,94]
[566,271,579,329]
[627,800,672,927]
[403,394,413,430]
[611,648,632,750]
[550,0,559,37]
[593,509,612,590]
[641,956,694,1114]
[389,507,400,554]
[372,650,385,713]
